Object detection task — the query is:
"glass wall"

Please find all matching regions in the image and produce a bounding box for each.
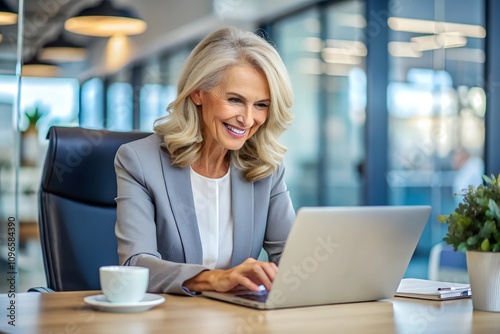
[273,8,322,208]
[0,76,79,292]
[137,48,192,132]
[0,0,22,294]
[81,78,105,129]
[106,70,133,131]
[269,0,487,279]
[80,45,192,133]
[0,76,20,294]
[387,0,486,272]
[323,0,366,206]
[139,59,165,132]
[272,0,366,210]
[17,76,79,235]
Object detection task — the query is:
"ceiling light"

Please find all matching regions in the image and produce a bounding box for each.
[322,49,362,65]
[64,0,147,37]
[325,40,367,57]
[39,35,87,62]
[22,56,59,77]
[388,41,422,58]
[0,0,17,25]
[411,33,467,51]
[388,17,486,38]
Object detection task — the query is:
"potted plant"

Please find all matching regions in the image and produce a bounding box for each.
[24,105,46,131]
[439,174,500,312]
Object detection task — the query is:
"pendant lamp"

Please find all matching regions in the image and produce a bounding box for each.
[39,35,87,62]
[0,0,17,25]
[64,0,147,37]
[22,56,59,77]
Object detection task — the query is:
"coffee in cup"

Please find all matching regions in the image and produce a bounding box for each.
[99,266,149,303]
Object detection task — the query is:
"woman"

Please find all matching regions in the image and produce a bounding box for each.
[114,26,295,295]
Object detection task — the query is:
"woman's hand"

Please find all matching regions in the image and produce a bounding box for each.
[183,258,278,293]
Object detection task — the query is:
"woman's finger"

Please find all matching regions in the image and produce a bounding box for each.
[260,262,278,286]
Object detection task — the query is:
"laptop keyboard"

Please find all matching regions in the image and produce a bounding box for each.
[235,290,269,302]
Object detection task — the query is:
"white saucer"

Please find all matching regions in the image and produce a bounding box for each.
[84,293,165,313]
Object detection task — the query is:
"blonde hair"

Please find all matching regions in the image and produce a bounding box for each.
[154,26,294,181]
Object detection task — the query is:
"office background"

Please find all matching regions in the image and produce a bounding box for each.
[1,0,500,292]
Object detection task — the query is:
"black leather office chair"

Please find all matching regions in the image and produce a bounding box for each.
[38,126,150,291]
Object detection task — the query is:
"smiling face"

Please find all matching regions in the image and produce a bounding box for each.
[191,64,270,153]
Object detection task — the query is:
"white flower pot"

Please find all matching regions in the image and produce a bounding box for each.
[466,251,500,312]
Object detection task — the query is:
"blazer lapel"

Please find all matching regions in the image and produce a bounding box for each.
[230,164,254,266]
[159,148,203,265]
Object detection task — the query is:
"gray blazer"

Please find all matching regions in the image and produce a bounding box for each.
[114,134,295,295]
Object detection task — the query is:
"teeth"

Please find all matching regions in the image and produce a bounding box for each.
[225,123,245,135]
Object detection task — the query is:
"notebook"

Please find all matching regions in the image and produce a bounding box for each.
[396,278,471,300]
[202,205,432,309]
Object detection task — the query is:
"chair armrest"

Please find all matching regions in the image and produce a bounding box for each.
[27,287,55,293]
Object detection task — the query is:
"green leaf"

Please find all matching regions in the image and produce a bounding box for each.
[458,242,468,252]
[481,238,491,251]
[454,224,464,237]
[467,235,479,246]
[490,199,500,220]
[494,231,500,242]
[483,174,493,185]
[437,215,448,223]
[479,220,497,239]
[476,197,489,208]
[24,105,47,127]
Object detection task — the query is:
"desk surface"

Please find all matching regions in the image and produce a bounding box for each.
[1,291,500,334]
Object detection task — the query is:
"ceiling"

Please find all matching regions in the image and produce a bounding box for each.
[0,0,101,62]
[0,0,320,78]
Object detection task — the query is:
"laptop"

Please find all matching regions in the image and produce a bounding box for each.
[202,205,432,309]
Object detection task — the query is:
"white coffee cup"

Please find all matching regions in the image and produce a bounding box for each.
[99,266,149,303]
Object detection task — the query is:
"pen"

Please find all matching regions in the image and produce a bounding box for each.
[437,287,466,291]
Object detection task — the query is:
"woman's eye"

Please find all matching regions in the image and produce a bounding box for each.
[228,98,242,103]
[255,103,270,110]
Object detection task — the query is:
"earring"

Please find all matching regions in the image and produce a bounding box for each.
[196,102,201,106]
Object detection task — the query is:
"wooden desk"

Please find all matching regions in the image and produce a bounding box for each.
[1,291,500,333]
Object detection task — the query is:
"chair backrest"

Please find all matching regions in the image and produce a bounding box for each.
[38,126,150,291]
[428,242,468,283]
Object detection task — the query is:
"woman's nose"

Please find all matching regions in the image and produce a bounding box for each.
[236,106,254,127]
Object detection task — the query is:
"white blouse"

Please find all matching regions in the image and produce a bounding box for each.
[190,167,233,269]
